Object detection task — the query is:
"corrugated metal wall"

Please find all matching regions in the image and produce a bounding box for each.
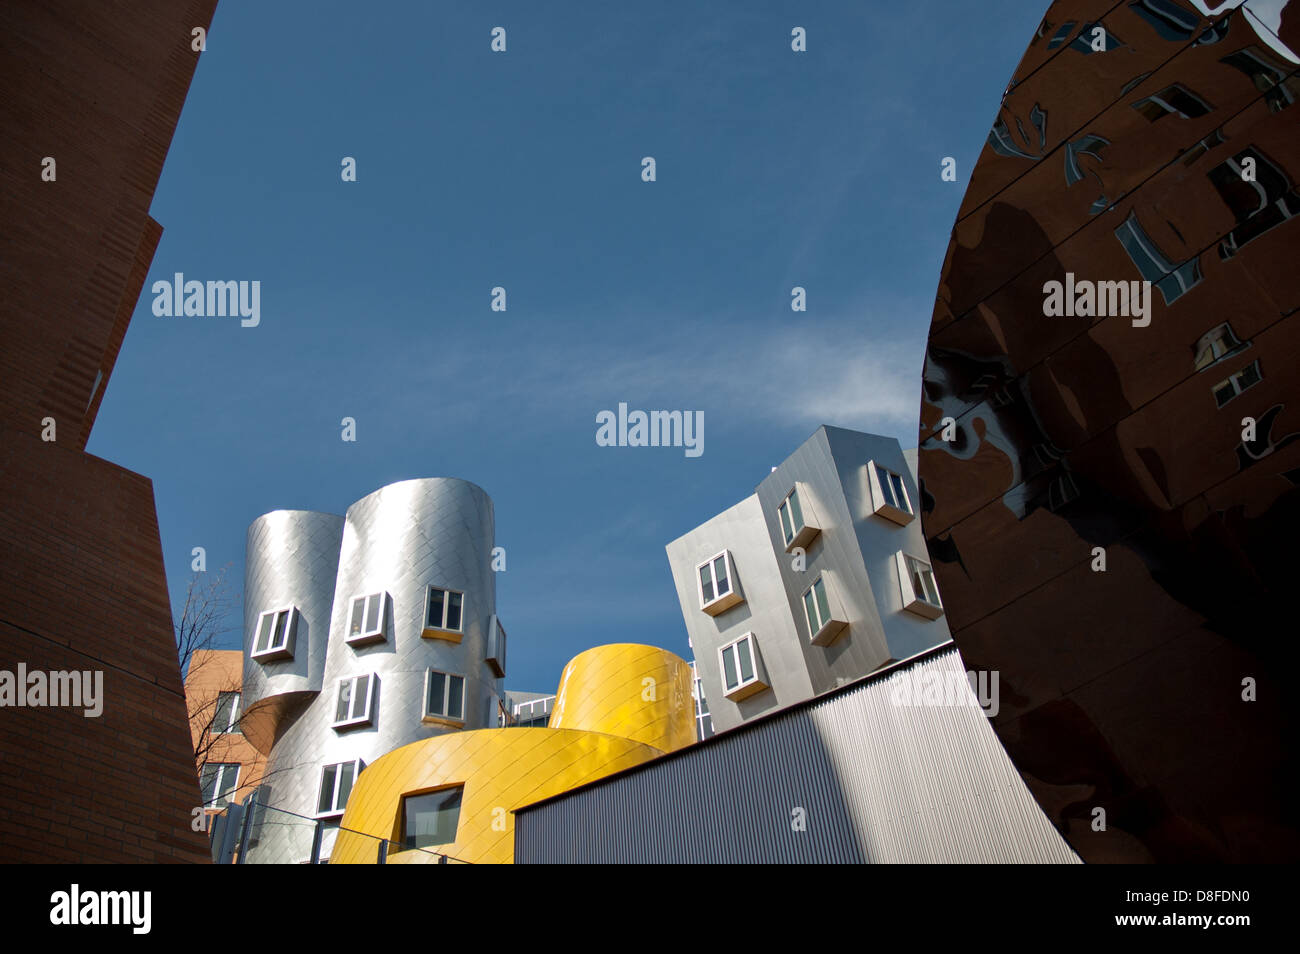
[515,647,1080,863]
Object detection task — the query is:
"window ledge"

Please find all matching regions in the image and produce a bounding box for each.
[871,503,914,526]
[701,591,743,616]
[422,714,465,728]
[346,630,385,647]
[722,678,769,702]
[251,647,293,663]
[421,627,463,643]
[810,617,848,647]
[332,717,371,731]
[784,524,820,552]
[902,598,944,620]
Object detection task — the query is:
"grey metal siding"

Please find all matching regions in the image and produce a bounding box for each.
[515,646,1079,864]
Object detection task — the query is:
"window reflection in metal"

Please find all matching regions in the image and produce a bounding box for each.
[1114,211,1204,304]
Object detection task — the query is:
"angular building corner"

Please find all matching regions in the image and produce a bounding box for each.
[0,0,219,862]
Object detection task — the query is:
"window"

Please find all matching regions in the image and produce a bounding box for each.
[896,552,945,620]
[486,615,507,678]
[1220,47,1299,113]
[423,586,464,637]
[316,759,363,818]
[200,763,240,809]
[251,606,297,661]
[212,691,241,735]
[802,575,847,645]
[1207,148,1300,260]
[1127,0,1199,43]
[697,549,742,615]
[333,673,376,729]
[1212,360,1262,408]
[1193,323,1247,372]
[346,592,386,646]
[401,786,463,850]
[718,633,768,701]
[1114,211,1203,305]
[1131,84,1210,121]
[868,461,914,525]
[777,485,819,551]
[423,669,465,725]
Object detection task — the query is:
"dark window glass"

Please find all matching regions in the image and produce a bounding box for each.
[446,591,462,631]
[427,589,445,628]
[447,676,463,720]
[318,764,337,814]
[427,671,446,716]
[335,681,352,723]
[364,595,381,633]
[349,599,365,637]
[402,787,463,850]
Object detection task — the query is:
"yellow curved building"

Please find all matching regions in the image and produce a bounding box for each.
[332,643,694,864]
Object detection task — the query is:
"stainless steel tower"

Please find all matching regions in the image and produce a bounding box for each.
[239,478,504,862]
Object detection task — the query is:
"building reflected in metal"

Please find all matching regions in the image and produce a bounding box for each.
[919,0,1299,862]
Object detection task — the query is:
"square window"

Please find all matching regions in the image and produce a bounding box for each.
[251,606,297,661]
[316,759,363,818]
[802,575,847,645]
[1212,360,1262,407]
[1193,323,1247,372]
[347,592,387,646]
[776,485,819,551]
[200,762,240,809]
[697,550,743,615]
[212,691,241,735]
[867,461,915,525]
[717,633,768,701]
[401,786,464,850]
[423,586,465,639]
[896,552,945,620]
[423,669,466,725]
[333,673,376,729]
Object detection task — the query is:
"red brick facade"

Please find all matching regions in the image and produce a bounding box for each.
[0,0,218,862]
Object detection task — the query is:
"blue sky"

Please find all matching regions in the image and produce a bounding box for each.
[88,0,1046,694]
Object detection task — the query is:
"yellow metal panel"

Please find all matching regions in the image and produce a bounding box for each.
[331,643,697,864]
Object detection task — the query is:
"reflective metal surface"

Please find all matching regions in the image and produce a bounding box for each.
[240,478,502,863]
[515,645,1080,864]
[919,0,1299,861]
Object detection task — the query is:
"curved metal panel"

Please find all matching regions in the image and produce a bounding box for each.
[918,0,1300,862]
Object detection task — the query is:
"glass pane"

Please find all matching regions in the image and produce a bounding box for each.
[446,591,463,631]
[737,639,754,682]
[365,594,381,633]
[779,502,794,545]
[699,565,714,604]
[789,489,804,531]
[890,473,910,513]
[803,588,819,632]
[214,692,234,733]
[1237,362,1260,389]
[200,764,219,803]
[921,569,941,606]
[427,588,445,628]
[448,676,463,720]
[255,614,273,654]
[428,671,446,716]
[353,675,369,719]
[722,646,738,691]
[403,787,463,850]
[349,598,365,637]
[1214,382,1235,407]
[216,765,238,802]
[877,464,897,508]
[272,610,289,648]
[318,765,337,814]
[713,556,729,596]
[337,762,356,809]
[815,578,831,626]
[335,681,352,723]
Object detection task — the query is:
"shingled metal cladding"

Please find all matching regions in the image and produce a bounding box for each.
[919,0,1300,862]
[239,478,501,863]
[513,645,1079,864]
